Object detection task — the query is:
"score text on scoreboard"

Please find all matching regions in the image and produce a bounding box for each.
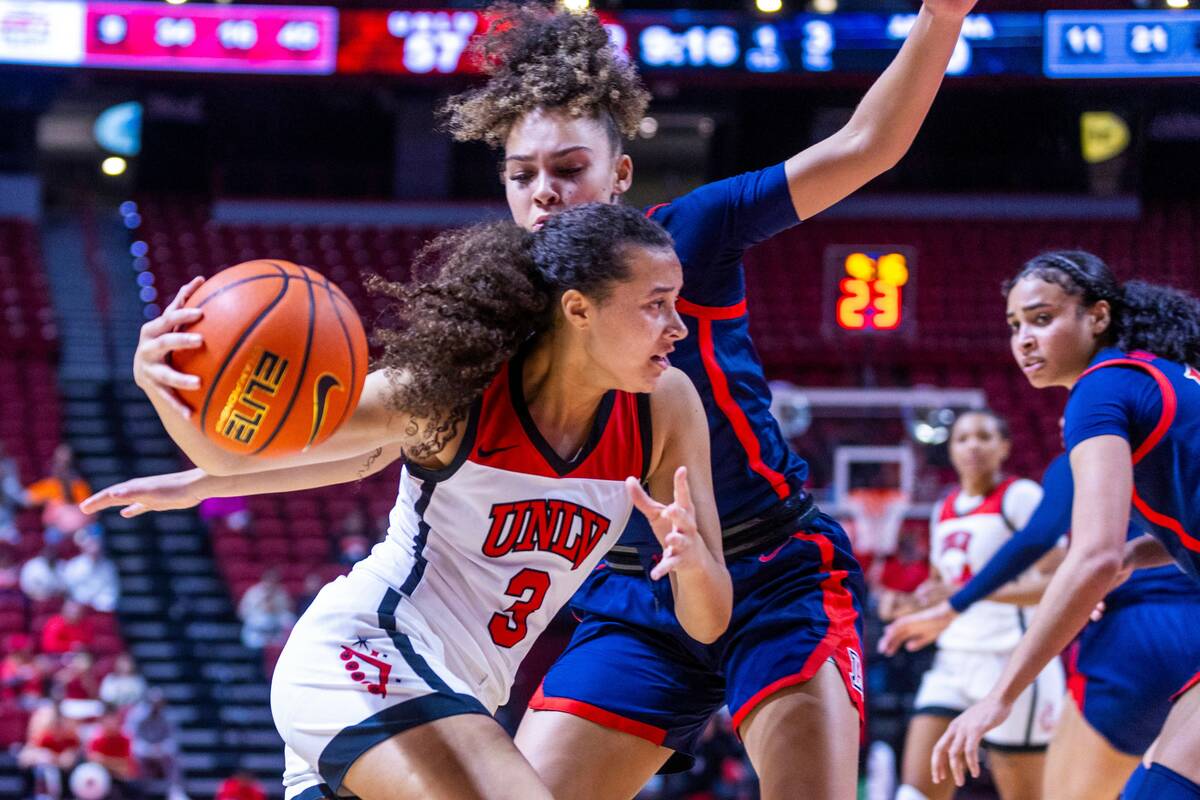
[823,246,916,337]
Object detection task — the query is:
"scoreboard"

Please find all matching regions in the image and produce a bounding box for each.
[1046,11,1200,78]
[824,246,917,337]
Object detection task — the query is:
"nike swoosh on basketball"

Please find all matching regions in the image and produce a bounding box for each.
[477,444,518,458]
[306,373,344,449]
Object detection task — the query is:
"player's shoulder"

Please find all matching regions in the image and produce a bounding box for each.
[648,366,701,414]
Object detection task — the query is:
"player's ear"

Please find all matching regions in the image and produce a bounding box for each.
[611,154,633,199]
[560,289,592,331]
[1090,300,1112,336]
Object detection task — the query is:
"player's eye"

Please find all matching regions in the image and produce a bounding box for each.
[509,172,533,185]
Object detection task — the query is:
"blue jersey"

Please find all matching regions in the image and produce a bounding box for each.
[622,163,808,548]
[1064,347,1200,584]
[949,454,1192,613]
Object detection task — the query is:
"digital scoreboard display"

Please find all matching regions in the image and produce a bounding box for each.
[630,12,1043,78]
[0,0,336,73]
[824,246,916,336]
[1045,11,1200,78]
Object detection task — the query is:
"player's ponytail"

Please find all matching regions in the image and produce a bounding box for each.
[1004,250,1200,366]
[370,202,672,453]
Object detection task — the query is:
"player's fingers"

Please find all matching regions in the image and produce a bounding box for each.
[671,466,693,512]
[79,487,123,514]
[877,623,903,655]
[166,276,204,312]
[1090,600,1106,622]
[120,503,150,518]
[146,364,201,392]
[665,504,693,535]
[142,304,202,340]
[155,386,193,420]
[949,730,968,787]
[650,552,681,581]
[930,732,949,784]
[965,732,982,779]
[626,477,664,519]
[143,332,203,360]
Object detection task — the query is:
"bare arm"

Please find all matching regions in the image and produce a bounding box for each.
[633,368,731,644]
[1123,533,1175,570]
[979,547,1066,607]
[785,0,974,220]
[81,443,405,518]
[931,436,1130,785]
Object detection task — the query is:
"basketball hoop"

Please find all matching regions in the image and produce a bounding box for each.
[844,487,909,559]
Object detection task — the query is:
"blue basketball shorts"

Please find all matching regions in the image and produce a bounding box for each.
[1068,597,1200,755]
[530,514,866,772]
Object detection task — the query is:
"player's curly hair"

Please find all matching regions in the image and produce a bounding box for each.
[439,1,650,150]
[1004,250,1200,367]
[369,203,673,458]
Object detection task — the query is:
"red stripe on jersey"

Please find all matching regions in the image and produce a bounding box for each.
[1171,669,1200,703]
[470,360,648,482]
[644,202,670,220]
[686,308,788,500]
[729,530,864,732]
[1080,357,1198,551]
[1078,357,1177,464]
[938,477,1019,523]
[528,683,668,746]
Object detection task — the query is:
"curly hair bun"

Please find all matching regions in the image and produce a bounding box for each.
[441,1,650,148]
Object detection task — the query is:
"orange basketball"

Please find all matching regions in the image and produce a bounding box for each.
[168,260,369,458]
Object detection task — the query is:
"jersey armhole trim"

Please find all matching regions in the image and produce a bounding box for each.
[1077,358,1176,464]
[636,393,653,484]
[405,399,482,483]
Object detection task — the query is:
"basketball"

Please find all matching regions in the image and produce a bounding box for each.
[168,260,369,458]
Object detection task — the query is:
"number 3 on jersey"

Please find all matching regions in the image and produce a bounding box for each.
[488,568,551,648]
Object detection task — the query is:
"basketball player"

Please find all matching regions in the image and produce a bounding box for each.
[883,442,1200,798]
[87,203,734,800]
[924,251,1200,800]
[95,2,980,794]
[440,4,977,797]
[881,410,1062,800]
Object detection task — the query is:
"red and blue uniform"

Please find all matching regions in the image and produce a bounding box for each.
[948,453,1200,755]
[1064,348,1200,736]
[531,163,866,769]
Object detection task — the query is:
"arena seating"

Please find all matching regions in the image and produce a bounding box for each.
[135,197,1200,578]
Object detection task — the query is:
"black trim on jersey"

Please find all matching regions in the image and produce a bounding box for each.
[254,268,316,454]
[292,784,343,800]
[317,685,487,794]
[637,393,653,483]
[399,480,436,597]
[982,740,1048,754]
[378,587,451,692]
[1016,607,1040,748]
[405,400,482,484]
[508,354,616,477]
[913,705,964,719]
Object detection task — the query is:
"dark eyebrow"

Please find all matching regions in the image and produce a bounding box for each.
[1006,301,1051,318]
[504,146,592,163]
[647,285,677,297]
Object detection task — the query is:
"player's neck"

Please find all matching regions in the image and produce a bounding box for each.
[960,472,1000,497]
[519,338,611,457]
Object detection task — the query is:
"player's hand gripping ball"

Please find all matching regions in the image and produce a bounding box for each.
[168,260,369,457]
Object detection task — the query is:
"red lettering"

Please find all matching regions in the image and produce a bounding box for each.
[514,500,560,553]
[572,507,611,569]
[481,502,520,558]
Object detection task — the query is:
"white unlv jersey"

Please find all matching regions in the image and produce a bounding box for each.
[931,477,1043,652]
[355,356,651,711]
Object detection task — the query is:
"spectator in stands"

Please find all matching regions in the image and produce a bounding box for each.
[296,572,323,616]
[19,544,66,603]
[54,651,103,720]
[40,599,94,655]
[0,440,27,544]
[1,633,47,706]
[214,769,266,800]
[60,530,120,613]
[236,568,294,650]
[0,542,21,596]
[333,508,373,567]
[86,708,137,791]
[99,653,146,709]
[198,495,251,532]
[18,700,82,800]
[26,445,93,545]
[127,688,187,800]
